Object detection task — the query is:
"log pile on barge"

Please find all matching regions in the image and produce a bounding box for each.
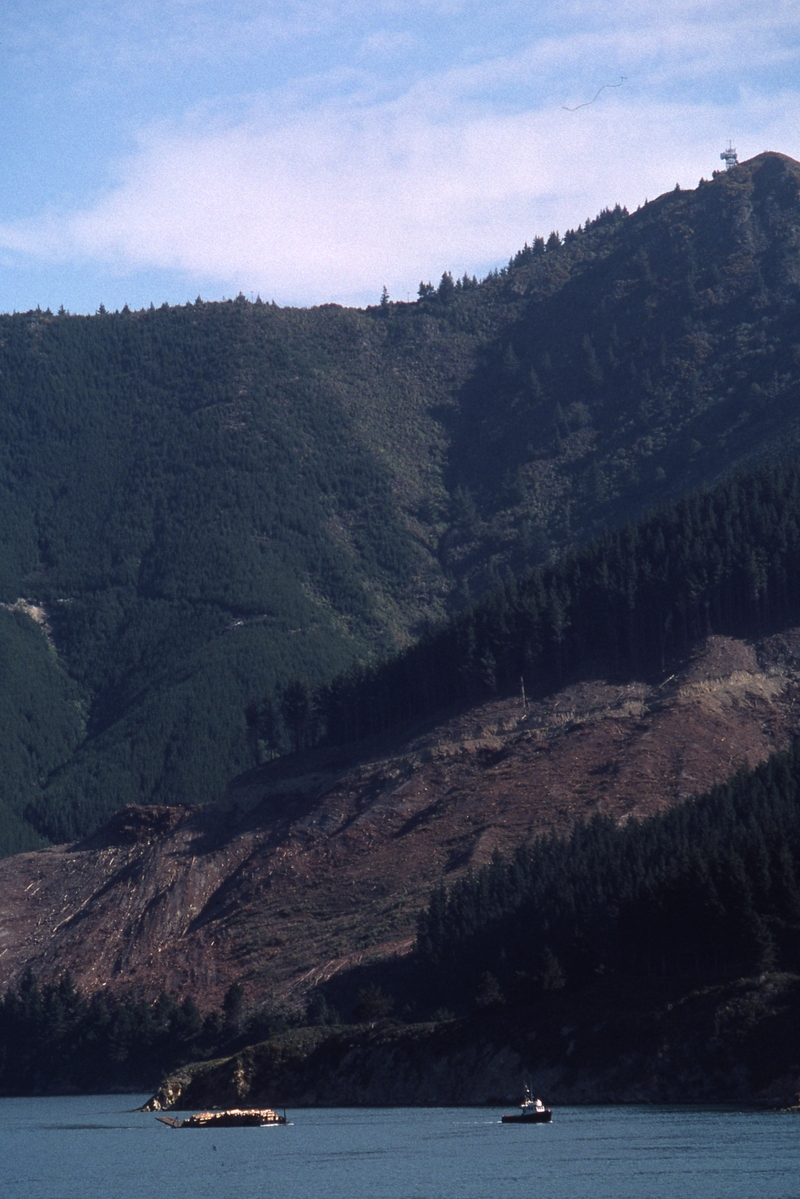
[156,1108,286,1128]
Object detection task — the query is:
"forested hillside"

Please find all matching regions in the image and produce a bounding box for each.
[0,300,444,850]
[317,457,800,744]
[2,150,800,855]
[415,739,800,1009]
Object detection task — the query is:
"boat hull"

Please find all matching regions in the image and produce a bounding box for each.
[501,1110,552,1123]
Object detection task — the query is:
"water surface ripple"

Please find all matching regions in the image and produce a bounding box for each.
[1,1097,798,1199]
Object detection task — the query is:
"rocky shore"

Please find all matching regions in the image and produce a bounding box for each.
[144,972,800,1111]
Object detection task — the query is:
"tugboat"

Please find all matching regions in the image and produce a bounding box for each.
[156,1108,287,1128]
[501,1085,552,1124]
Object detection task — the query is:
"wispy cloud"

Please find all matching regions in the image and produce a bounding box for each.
[5,92,796,307]
[360,30,419,56]
[2,0,799,309]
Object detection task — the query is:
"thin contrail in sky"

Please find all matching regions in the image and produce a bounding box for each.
[562,77,627,112]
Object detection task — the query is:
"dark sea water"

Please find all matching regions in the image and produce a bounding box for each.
[1,1096,799,1199]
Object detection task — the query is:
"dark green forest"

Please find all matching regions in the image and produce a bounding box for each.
[316,456,800,743]
[3,151,800,855]
[0,299,440,851]
[414,740,800,1011]
[0,973,288,1095]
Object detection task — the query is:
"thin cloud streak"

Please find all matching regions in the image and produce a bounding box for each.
[11,1,795,90]
[2,0,799,309]
[4,88,797,308]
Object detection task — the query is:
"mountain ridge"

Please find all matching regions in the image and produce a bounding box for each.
[2,150,800,856]
[6,155,800,1105]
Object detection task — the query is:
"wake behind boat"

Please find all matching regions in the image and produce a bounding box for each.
[501,1086,552,1124]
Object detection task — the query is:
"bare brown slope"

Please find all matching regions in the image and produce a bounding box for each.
[2,629,800,1007]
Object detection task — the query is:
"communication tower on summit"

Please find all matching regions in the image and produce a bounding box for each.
[720,143,738,170]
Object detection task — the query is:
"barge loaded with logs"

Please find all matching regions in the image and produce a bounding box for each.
[156,1108,287,1128]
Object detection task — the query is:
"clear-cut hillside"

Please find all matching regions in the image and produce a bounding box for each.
[2,628,799,1008]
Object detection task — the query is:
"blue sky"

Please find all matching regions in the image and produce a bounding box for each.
[1,1,799,313]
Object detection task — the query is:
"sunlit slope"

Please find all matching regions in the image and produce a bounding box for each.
[0,299,457,847]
